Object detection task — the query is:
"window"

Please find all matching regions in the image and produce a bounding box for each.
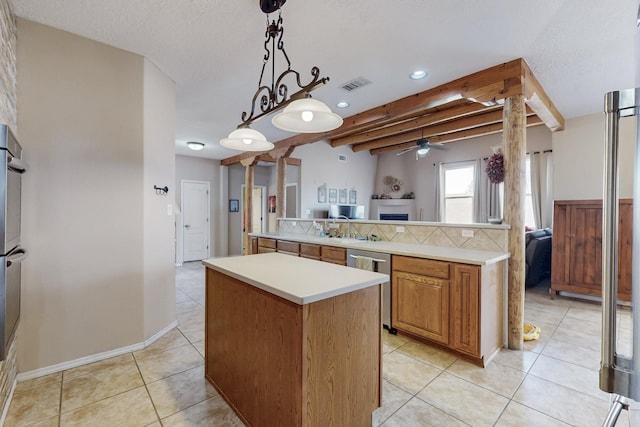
[525,157,536,228]
[441,161,475,224]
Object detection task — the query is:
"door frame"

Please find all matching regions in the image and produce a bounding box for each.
[181,179,211,262]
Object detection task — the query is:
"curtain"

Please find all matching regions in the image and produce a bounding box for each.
[474,158,502,223]
[529,151,554,229]
[434,162,443,221]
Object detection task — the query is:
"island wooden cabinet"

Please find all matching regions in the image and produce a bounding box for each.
[551,199,632,301]
[392,255,499,364]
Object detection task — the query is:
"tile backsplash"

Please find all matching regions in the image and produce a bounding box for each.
[278,219,508,252]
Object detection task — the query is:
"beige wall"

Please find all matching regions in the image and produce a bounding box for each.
[553,113,636,200]
[0,0,17,418]
[143,59,176,339]
[17,19,175,372]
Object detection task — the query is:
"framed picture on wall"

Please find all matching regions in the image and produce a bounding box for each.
[229,199,239,212]
[349,189,357,204]
[268,195,276,213]
[339,188,347,204]
[317,185,327,203]
[328,188,337,204]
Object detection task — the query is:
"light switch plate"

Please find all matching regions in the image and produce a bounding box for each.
[167,204,173,216]
[461,229,474,237]
[396,226,405,233]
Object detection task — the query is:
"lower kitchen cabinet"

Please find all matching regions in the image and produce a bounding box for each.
[392,255,501,365]
[450,263,480,356]
[392,257,450,345]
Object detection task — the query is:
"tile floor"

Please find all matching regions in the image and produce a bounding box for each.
[5,262,639,426]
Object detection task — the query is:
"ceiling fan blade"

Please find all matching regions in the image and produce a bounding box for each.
[427,143,448,150]
[396,146,416,156]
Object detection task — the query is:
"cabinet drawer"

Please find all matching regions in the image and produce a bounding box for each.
[258,238,277,249]
[393,255,449,279]
[321,246,346,264]
[300,243,321,258]
[277,240,299,254]
[258,247,276,254]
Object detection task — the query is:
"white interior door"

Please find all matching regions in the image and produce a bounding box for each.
[241,185,266,252]
[182,180,210,262]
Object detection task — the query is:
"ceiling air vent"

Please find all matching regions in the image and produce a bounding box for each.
[338,154,347,162]
[340,77,371,92]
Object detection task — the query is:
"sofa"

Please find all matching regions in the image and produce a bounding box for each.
[525,227,552,287]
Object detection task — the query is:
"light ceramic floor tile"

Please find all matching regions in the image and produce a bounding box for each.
[381,397,469,427]
[382,352,442,394]
[417,372,508,427]
[175,290,194,305]
[544,325,601,353]
[61,356,144,413]
[134,328,190,359]
[176,307,204,328]
[178,323,204,343]
[382,332,409,351]
[160,396,244,427]
[491,348,539,373]
[495,401,570,427]
[558,314,601,336]
[512,375,610,427]
[135,343,203,383]
[542,337,601,371]
[5,373,61,426]
[176,299,203,314]
[446,358,526,398]
[525,306,566,326]
[522,318,558,353]
[528,354,608,401]
[396,340,458,370]
[21,415,60,427]
[147,365,218,418]
[565,305,602,322]
[372,380,413,426]
[192,340,205,357]
[63,353,134,381]
[59,386,158,427]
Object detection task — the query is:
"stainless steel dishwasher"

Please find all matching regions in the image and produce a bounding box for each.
[347,248,394,333]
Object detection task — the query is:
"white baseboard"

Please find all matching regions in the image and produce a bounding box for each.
[16,320,178,382]
[0,378,17,426]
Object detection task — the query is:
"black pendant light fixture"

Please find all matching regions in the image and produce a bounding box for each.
[220,0,342,152]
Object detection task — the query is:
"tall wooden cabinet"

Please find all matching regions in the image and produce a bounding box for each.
[551,199,632,301]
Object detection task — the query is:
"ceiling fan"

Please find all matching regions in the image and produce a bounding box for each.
[396,138,448,160]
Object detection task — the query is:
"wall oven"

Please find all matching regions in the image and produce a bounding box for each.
[0,124,27,361]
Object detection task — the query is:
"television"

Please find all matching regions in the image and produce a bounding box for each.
[328,205,365,220]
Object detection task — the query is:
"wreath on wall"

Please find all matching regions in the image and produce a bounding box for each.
[486,149,504,184]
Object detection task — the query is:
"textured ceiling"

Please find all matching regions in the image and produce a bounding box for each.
[11,0,639,160]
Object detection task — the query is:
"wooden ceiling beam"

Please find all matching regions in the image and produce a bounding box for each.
[331,103,497,147]
[370,115,544,155]
[351,109,506,152]
[520,60,565,131]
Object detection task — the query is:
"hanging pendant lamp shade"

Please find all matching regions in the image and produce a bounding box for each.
[272,98,343,133]
[220,128,274,152]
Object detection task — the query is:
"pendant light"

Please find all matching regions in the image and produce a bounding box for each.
[272,98,343,133]
[220,128,274,152]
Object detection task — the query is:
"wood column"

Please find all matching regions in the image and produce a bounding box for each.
[241,158,255,256]
[276,156,286,231]
[503,94,526,350]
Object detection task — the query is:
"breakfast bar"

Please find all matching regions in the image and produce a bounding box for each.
[203,252,389,426]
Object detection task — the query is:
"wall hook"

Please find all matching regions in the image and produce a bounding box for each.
[154,185,169,196]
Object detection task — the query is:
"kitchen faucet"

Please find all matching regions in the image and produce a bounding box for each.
[335,215,351,238]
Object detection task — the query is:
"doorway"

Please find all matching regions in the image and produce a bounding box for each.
[181,180,210,262]
[241,185,266,253]
[286,183,298,218]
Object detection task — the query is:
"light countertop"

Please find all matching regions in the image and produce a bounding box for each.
[202,252,388,305]
[250,232,509,265]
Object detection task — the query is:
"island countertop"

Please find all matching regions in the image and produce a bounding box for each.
[202,252,388,305]
[249,232,509,265]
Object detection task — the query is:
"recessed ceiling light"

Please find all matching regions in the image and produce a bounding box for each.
[187,141,205,151]
[336,101,350,108]
[410,70,428,80]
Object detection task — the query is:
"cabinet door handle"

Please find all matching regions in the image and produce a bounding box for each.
[568,233,575,238]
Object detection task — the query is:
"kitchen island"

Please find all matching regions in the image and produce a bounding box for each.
[203,252,388,426]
